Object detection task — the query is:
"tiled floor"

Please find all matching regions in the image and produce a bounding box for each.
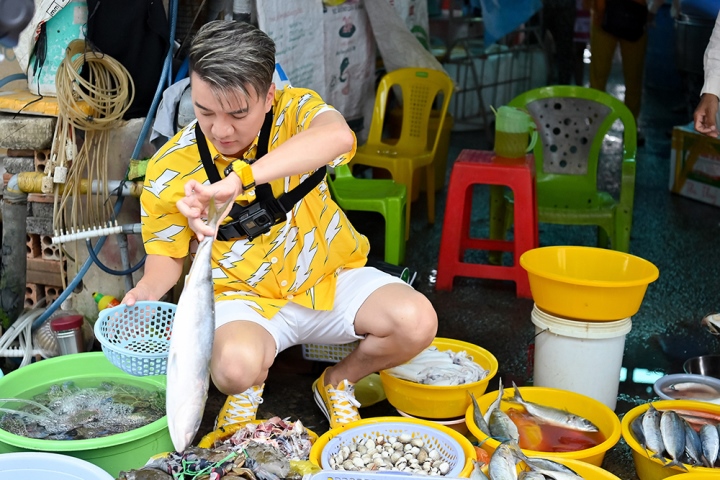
[197,10,720,479]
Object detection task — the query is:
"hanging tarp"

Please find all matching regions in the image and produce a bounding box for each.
[322,0,376,124]
[478,0,543,45]
[257,1,327,98]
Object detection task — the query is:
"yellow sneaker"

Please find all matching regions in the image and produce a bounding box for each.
[312,368,361,429]
[214,383,264,430]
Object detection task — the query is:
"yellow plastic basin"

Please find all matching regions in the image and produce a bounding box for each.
[666,474,720,480]
[519,246,659,321]
[481,457,621,479]
[622,400,720,480]
[465,385,621,466]
[379,337,498,419]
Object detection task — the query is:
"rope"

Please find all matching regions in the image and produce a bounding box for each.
[51,39,135,287]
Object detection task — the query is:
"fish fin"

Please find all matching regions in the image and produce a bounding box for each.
[662,459,688,471]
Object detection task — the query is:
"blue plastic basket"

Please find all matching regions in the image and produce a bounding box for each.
[94,301,176,376]
[316,418,469,477]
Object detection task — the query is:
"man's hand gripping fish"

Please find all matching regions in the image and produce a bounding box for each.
[166,197,230,452]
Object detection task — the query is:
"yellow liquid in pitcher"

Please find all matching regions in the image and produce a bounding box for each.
[495,131,530,159]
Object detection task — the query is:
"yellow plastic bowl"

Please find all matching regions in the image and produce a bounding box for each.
[466,385,621,466]
[309,417,476,477]
[666,474,720,480]
[622,400,720,480]
[480,457,621,480]
[519,246,659,321]
[198,419,318,449]
[379,338,498,419]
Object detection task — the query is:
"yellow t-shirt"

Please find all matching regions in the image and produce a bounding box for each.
[140,86,370,319]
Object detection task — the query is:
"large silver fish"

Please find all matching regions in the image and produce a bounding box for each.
[700,423,719,467]
[508,382,599,433]
[641,404,665,463]
[660,410,688,471]
[166,198,228,452]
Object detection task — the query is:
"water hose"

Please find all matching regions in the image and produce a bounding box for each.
[30,0,179,331]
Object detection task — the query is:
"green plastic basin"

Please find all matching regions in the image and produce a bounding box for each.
[0,352,172,477]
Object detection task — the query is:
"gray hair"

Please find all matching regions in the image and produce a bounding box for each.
[189,20,276,103]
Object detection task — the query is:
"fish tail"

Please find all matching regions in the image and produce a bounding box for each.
[662,459,688,471]
[207,196,234,231]
[511,381,524,404]
[650,452,667,464]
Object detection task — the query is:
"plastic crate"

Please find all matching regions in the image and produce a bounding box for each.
[94,301,176,376]
[301,341,359,363]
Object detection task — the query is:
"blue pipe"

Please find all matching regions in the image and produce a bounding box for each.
[0,73,27,90]
[32,0,178,330]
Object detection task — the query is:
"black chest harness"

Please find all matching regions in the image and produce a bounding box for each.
[195,111,326,241]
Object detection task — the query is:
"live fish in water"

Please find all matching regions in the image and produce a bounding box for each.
[508,383,599,433]
[166,197,231,452]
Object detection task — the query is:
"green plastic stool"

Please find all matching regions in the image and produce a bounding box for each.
[328,164,407,265]
[491,85,637,258]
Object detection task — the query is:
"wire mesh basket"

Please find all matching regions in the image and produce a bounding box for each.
[94,301,176,376]
[310,417,473,477]
[301,341,359,363]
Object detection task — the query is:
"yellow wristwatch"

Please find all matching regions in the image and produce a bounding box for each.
[224,160,256,193]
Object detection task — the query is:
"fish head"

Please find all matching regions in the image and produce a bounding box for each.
[701,313,720,335]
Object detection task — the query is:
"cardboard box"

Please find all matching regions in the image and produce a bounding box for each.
[670,123,720,207]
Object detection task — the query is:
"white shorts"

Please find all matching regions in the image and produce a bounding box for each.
[215,267,407,355]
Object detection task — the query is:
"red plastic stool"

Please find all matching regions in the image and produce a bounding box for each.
[436,149,538,297]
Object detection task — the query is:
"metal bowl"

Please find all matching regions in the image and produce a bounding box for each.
[683,354,720,379]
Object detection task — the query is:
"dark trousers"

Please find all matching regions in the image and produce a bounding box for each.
[544,6,577,85]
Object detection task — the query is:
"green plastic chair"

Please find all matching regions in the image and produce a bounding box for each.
[328,164,408,265]
[491,85,637,253]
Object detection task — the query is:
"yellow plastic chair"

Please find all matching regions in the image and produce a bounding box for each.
[350,67,454,239]
[491,85,637,253]
[328,164,407,265]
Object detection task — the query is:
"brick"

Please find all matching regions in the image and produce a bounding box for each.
[0,116,56,150]
[30,202,53,219]
[40,234,61,261]
[25,283,41,309]
[7,149,35,157]
[26,217,53,236]
[34,150,50,173]
[3,156,35,174]
[27,256,63,273]
[27,194,54,203]
[27,270,64,287]
[26,233,41,258]
[44,285,61,304]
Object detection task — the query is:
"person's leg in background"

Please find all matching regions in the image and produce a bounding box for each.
[544,4,577,84]
[588,23,619,93]
[573,0,591,85]
[618,33,649,121]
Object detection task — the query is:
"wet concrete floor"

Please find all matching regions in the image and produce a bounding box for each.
[197,14,720,480]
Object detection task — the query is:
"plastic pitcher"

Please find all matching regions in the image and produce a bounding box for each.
[494,106,538,159]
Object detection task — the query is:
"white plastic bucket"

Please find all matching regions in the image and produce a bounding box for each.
[531,304,632,411]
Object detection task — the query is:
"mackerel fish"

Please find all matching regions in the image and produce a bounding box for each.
[509,382,598,432]
[166,197,228,452]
